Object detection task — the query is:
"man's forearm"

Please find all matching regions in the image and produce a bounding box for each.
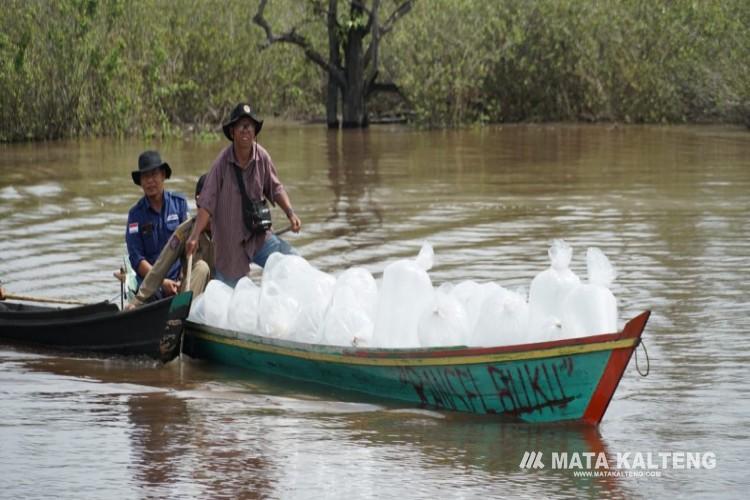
[136,259,152,279]
[190,208,210,239]
[186,208,211,256]
[276,191,294,217]
[133,254,172,304]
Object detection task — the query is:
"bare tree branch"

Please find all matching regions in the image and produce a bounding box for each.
[356,0,377,33]
[367,80,403,98]
[253,0,414,128]
[365,0,412,69]
[365,0,412,92]
[308,0,326,15]
[253,0,346,87]
[380,0,414,35]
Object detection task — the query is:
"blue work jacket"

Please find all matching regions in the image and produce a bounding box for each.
[126,191,188,288]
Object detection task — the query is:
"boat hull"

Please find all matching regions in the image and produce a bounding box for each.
[183,311,649,424]
[0,292,193,362]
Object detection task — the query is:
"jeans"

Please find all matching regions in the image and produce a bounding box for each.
[253,233,298,267]
[215,233,298,288]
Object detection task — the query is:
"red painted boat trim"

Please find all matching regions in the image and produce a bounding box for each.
[581,311,651,424]
[351,315,648,360]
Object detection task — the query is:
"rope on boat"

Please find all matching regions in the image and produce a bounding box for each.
[635,339,650,377]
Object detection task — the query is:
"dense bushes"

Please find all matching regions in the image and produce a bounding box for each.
[1,0,748,141]
[386,0,750,126]
[0,0,322,141]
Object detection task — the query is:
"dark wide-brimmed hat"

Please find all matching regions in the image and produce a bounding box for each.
[131,150,172,186]
[222,103,263,141]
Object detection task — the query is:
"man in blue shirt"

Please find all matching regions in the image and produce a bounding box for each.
[126,150,188,298]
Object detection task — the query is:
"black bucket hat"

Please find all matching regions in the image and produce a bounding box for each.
[132,150,172,186]
[222,103,263,141]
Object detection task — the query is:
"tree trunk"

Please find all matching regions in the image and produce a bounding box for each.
[343,42,367,128]
[254,0,414,130]
[342,22,367,127]
[326,0,340,129]
[326,77,340,129]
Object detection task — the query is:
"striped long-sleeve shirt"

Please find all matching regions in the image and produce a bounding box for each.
[198,143,286,280]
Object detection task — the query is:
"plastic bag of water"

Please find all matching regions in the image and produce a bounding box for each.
[226,277,261,334]
[321,267,378,347]
[201,279,234,328]
[472,287,529,346]
[373,242,435,348]
[528,239,580,341]
[418,284,471,347]
[561,247,618,337]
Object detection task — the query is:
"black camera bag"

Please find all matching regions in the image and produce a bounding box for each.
[232,166,272,235]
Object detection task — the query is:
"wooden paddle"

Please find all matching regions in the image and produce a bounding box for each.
[119,266,125,309]
[275,224,293,236]
[0,287,90,306]
[177,253,194,362]
[184,254,193,293]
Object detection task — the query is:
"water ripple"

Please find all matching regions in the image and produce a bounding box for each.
[0,127,748,498]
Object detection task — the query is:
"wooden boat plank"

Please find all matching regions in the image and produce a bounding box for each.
[0,301,117,320]
[0,291,193,361]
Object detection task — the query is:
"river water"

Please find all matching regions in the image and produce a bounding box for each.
[0,124,747,499]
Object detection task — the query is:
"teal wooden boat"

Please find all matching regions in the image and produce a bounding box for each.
[182,311,650,424]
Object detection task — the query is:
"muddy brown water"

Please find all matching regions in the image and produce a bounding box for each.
[1,124,747,498]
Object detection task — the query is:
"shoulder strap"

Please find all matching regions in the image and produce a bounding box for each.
[232,165,249,200]
[232,165,253,217]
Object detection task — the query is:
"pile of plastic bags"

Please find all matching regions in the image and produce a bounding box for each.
[188,239,619,348]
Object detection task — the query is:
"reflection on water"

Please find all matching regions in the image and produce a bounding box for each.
[0,350,629,499]
[325,129,384,235]
[0,124,748,497]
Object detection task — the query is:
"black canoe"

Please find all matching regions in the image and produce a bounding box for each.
[0,291,192,362]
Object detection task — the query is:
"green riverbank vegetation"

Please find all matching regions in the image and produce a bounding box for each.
[1,0,748,141]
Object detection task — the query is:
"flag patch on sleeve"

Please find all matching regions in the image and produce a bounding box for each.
[128,223,139,234]
[167,213,179,222]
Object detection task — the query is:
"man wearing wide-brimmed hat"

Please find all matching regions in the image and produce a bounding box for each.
[186,102,301,287]
[126,150,188,297]
[127,174,214,309]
